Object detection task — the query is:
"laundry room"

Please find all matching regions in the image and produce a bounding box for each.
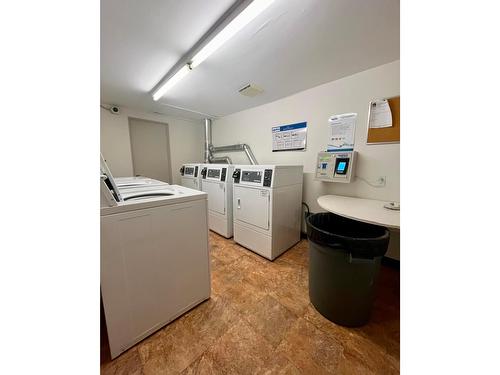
[4,0,500,374]
[98,0,403,369]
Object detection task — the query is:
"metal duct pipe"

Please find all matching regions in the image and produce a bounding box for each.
[204,118,212,163]
[210,156,233,164]
[210,144,244,153]
[242,144,258,165]
[203,118,258,165]
[210,144,258,165]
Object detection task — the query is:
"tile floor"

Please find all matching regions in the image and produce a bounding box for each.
[101,231,400,374]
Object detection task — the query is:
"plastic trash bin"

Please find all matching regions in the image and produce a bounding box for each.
[306,212,390,327]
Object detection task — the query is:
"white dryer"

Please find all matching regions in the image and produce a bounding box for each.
[101,159,210,359]
[200,164,234,238]
[179,163,202,190]
[232,165,303,260]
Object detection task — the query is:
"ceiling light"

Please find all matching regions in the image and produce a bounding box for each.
[151,0,275,101]
[190,0,275,69]
[152,64,192,101]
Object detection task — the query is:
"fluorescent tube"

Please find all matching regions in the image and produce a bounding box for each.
[152,64,192,101]
[190,0,275,68]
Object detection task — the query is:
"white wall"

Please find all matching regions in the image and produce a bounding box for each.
[213,60,400,258]
[100,106,204,184]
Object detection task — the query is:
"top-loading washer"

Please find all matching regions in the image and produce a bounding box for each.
[232,164,304,260]
[200,164,234,238]
[179,163,202,190]
[114,176,170,196]
[100,156,210,359]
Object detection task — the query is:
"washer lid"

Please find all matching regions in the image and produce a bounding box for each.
[101,185,207,216]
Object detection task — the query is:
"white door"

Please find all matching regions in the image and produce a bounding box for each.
[202,181,225,214]
[129,118,172,183]
[234,186,269,230]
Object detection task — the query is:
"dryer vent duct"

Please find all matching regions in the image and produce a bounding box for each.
[204,118,258,165]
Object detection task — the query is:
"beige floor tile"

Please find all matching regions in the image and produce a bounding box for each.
[259,354,302,375]
[210,237,243,265]
[159,295,241,373]
[303,303,399,373]
[210,259,246,295]
[180,352,225,375]
[268,276,310,318]
[101,347,143,375]
[274,241,309,268]
[218,278,268,315]
[276,317,344,375]
[244,294,298,348]
[204,318,275,375]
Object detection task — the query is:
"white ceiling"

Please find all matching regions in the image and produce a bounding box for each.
[101,0,400,120]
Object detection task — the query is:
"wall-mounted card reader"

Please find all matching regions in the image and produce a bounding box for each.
[315,151,357,183]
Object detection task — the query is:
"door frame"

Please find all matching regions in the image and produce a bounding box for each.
[128,117,173,183]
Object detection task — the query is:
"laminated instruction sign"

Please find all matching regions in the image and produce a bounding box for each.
[272,122,307,152]
[327,113,357,151]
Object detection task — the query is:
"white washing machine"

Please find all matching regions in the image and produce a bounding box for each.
[179,163,202,190]
[114,176,169,189]
[232,165,303,260]
[101,160,210,359]
[200,164,234,238]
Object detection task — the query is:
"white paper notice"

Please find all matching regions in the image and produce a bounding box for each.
[369,99,392,128]
[327,113,357,151]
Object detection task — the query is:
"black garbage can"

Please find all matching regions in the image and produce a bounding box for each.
[306,212,390,327]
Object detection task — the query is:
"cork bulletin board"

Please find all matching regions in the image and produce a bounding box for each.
[366,96,400,144]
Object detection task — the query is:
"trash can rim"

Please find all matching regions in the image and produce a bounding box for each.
[306,212,389,242]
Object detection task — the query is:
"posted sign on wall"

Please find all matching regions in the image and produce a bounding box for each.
[272,122,307,152]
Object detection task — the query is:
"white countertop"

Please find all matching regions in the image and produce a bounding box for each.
[317,195,400,229]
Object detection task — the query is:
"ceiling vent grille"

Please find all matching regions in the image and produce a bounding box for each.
[238,84,264,97]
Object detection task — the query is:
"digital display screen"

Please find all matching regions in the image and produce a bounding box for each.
[185,167,194,175]
[335,158,349,175]
[207,169,220,179]
[241,171,262,183]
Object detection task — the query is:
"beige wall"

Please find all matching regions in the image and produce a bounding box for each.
[100,106,204,184]
[213,60,400,259]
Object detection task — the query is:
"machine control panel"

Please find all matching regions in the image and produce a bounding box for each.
[202,166,229,182]
[207,169,220,179]
[263,169,273,187]
[235,168,274,187]
[241,170,262,183]
[181,164,201,177]
[315,151,357,183]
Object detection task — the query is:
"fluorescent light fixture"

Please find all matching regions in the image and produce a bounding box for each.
[152,64,191,101]
[152,0,274,101]
[191,0,275,68]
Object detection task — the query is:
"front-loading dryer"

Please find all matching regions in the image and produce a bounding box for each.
[179,163,202,190]
[200,164,234,238]
[232,165,303,260]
